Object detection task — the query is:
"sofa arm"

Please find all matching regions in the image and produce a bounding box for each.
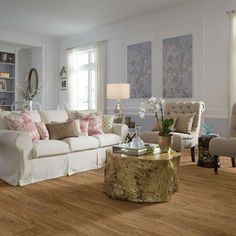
[112,124,129,143]
[0,129,33,186]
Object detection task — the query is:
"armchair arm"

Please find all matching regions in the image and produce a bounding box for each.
[0,129,33,186]
[112,124,129,143]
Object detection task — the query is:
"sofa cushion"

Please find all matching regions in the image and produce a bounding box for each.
[35,122,49,140]
[140,131,159,144]
[93,133,122,147]
[174,113,195,134]
[32,140,71,158]
[5,112,40,141]
[80,120,89,136]
[40,110,69,123]
[75,112,103,135]
[46,120,80,140]
[140,131,194,151]
[28,110,41,123]
[63,136,99,152]
[0,111,10,129]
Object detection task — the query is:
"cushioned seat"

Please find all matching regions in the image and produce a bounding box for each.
[63,136,99,152]
[209,137,236,157]
[93,133,122,147]
[140,131,193,152]
[209,104,236,174]
[140,101,205,161]
[32,140,71,158]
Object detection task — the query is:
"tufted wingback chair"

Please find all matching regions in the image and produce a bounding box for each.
[209,103,236,174]
[140,101,205,162]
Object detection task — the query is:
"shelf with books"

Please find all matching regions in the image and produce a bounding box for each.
[0,51,16,111]
[0,77,15,80]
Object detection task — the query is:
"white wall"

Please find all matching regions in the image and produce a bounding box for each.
[41,39,59,110]
[58,0,236,135]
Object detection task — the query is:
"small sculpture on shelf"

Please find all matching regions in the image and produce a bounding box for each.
[202,123,213,135]
[1,53,7,63]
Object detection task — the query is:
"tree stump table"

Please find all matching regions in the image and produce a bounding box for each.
[104,150,181,203]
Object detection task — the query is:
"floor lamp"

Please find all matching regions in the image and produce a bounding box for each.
[107,83,130,123]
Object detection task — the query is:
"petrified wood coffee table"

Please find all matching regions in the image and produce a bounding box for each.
[104,149,181,203]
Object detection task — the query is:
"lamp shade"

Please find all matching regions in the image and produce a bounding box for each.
[107,83,130,99]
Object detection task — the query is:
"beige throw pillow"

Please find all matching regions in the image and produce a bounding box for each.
[102,115,115,133]
[152,115,178,131]
[174,113,196,134]
[46,120,80,140]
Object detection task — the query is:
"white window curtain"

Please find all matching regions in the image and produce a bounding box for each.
[95,41,106,112]
[229,11,236,110]
[67,41,106,112]
[67,48,76,110]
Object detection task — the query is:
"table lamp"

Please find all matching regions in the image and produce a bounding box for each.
[107,83,130,123]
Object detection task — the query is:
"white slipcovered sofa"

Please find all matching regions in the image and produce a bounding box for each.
[0,110,128,186]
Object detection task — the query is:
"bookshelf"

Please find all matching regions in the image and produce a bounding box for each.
[0,52,15,111]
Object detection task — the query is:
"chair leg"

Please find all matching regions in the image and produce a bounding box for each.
[231,157,236,167]
[191,146,195,162]
[213,155,219,174]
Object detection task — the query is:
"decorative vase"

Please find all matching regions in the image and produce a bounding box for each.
[29,100,33,111]
[114,99,123,123]
[131,124,145,148]
[158,135,173,153]
[24,100,33,111]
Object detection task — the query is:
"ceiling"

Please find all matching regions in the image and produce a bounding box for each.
[0,0,194,38]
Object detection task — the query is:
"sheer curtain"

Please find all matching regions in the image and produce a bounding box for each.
[67,41,106,112]
[67,48,76,110]
[95,41,106,113]
[229,11,236,110]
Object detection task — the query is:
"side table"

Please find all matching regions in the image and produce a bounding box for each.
[198,134,220,168]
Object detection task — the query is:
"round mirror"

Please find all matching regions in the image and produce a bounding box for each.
[27,68,38,98]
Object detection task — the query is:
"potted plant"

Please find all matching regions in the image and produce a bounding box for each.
[139,97,174,153]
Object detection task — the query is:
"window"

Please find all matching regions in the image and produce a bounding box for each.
[68,46,97,111]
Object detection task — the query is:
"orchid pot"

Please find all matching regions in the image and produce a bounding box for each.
[158,134,173,153]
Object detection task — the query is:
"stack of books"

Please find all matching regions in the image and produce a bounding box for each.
[112,143,160,156]
[0,72,10,78]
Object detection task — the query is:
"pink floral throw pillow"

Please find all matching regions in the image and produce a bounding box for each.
[76,112,103,136]
[79,120,89,136]
[35,122,49,140]
[5,112,40,141]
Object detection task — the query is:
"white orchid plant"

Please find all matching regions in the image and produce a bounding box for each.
[139,97,174,136]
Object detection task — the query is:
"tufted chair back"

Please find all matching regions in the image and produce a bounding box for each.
[164,101,205,133]
[229,103,236,137]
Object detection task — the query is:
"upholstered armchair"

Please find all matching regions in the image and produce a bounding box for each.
[209,103,236,174]
[140,101,205,161]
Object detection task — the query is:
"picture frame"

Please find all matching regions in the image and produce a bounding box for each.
[158,22,203,101]
[0,79,7,91]
[123,32,157,101]
[61,79,67,90]
[126,41,152,98]
[162,34,193,98]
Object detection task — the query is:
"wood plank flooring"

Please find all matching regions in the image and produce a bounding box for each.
[0,151,235,236]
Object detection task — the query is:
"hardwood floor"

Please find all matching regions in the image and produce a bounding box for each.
[0,151,235,236]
